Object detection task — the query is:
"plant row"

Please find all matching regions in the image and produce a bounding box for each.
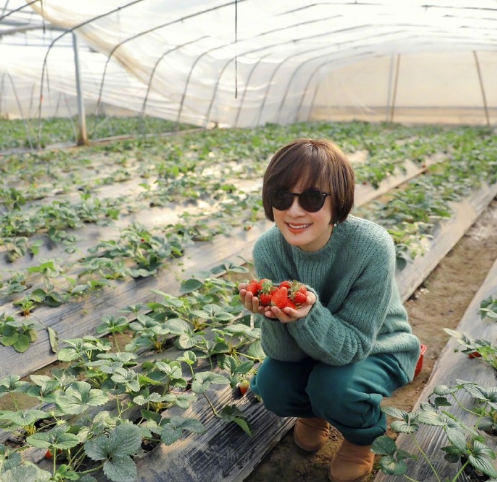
[0,265,263,482]
[0,116,194,151]
[1,127,496,357]
[1,121,484,211]
[373,289,497,481]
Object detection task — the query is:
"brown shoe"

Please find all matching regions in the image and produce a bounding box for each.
[328,440,374,482]
[293,417,330,452]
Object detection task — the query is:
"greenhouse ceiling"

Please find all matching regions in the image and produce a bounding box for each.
[1,0,497,127]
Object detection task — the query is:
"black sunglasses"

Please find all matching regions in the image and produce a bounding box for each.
[270,189,331,213]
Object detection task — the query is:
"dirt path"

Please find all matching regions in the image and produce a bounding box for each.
[244,197,497,482]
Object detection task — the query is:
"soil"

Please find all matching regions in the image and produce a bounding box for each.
[244,197,497,482]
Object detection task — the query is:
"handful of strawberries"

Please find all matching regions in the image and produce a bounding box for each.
[245,278,308,310]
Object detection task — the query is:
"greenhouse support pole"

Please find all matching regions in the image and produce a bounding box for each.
[389,55,400,123]
[72,32,88,146]
[0,74,4,115]
[386,54,395,122]
[473,51,490,126]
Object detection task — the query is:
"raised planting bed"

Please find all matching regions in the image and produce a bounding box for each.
[90,182,497,482]
[1,121,497,482]
[1,182,496,482]
[0,160,470,380]
[373,256,497,482]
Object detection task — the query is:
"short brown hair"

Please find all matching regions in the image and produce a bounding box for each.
[262,138,355,224]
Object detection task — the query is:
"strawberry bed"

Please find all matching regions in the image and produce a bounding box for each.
[1,120,497,482]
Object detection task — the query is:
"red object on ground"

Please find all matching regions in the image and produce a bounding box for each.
[414,344,427,378]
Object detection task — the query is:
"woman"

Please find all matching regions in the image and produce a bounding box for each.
[239,138,420,482]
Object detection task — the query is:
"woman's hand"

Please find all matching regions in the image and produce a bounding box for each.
[239,283,316,322]
[239,283,266,315]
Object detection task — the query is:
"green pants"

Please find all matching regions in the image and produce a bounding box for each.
[250,353,409,446]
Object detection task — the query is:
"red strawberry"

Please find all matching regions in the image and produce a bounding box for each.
[259,279,276,306]
[246,279,262,296]
[45,450,53,459]
[468,351,481,359]
[238,379,250,396]
[279,280,292,289]
[293,291,307,305]
[290,281,308,305]
[271,287,297,310]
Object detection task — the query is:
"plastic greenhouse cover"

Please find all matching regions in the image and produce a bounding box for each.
[1,0,497,126]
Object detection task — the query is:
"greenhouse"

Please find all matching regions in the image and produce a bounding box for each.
[0,1,496,482]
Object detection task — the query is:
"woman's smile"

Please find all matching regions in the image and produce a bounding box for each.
[287,222,312,233]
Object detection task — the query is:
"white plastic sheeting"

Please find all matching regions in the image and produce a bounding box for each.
[1,0,497,127]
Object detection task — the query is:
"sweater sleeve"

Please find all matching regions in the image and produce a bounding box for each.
[253,235,309,362]
[287,232,397,365]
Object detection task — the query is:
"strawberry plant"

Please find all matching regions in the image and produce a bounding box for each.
[0,314,40,353]
[444,329,497,373]
[373,380,497,481]
[479,294,497,321]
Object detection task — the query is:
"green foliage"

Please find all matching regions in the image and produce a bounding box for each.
[0,314,40,353]
[374,380,497,481]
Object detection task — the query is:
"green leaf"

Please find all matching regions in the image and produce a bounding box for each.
[445,426,467,451]
[246,340,265,360]
[47,327,58,353]
[27,430,80,450]
[214,312,235,322]
[56,382,108,414]
[30,288,47,302]
[177,350,197,365]
[103,455,137,482]
[468,454,497,478]
[160,416,205,445]
[0,333,18,347]
[13,333,30,353]
[6,409,47,428]
[234,361,254,375]
[233,417,251,436]
[379,455,408,476]
[416,410,447,426]
[191,372,230,394]
[0,464,51,482]
[390,420,418,434]
[164,318,190,335]
[160,424,182,445]
[381,406,408,419]
[176,333,201,349]
[371,435,397,456]
[109,424,143,457]
[180,278,204,294]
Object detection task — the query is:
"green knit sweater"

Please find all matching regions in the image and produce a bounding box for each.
[253,215,421,381]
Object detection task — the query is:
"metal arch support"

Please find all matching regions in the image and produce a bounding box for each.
[275,48,336,124]
[95,1,242,119]
[37,0,144,144]
[205,46,291,127]
[295,51,375,123]
[179,14,342,126]
[204,15,345,128]
[176,44,232,125]
[284,33,409,124]
[139,36,208,125]
[473,51,490,126]
[7,73,34,149]
[233,53,272,128]
[260,27,403,127]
